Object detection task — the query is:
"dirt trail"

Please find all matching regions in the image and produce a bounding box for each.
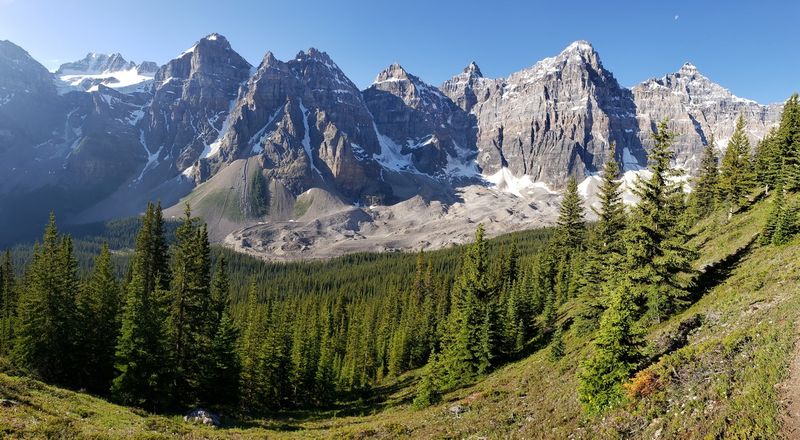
[780,320,800,439]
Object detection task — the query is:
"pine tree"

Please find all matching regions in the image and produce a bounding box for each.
[314,305,336,404]
[77,243,121,393]
[204,312,240,406]
[0,250,15,356]
[413,349,443,409]
[441,225,495,386]
[690,136,720,218]
[765,186,798,245]
[555,176,586,252]
[13,214,79,385]
[238,280,271,412]
[625,121,695,323]
[754,129,781,193]
[201,256,240,406]
[548,326,565,361]
[577,279,644,413]
[777,94,800,190]
[166,205,213,406]
[576,151,626,332]
[719,114,756,204]
[112,203,172,410]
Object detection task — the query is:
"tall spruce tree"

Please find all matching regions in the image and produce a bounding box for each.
[166,205,214,406]
[777,94,800,190]
[577,279,644,413]
[200,255,240,405]
[0,250,15,356]
[625,121,694,323]
[13,214,79,385]
[441,224,495,386]
[719,114,756,204]
[755,129,781,193]
[577,150,625,332]
[239,280,268,412]
[112,203,172,410]
[690,136,720,218]
[555,177,586,251]
[77,243,121,393]
[553,177,586,305]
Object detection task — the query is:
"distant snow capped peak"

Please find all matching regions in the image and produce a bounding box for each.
[54,52,158,94]
[55,52,134,76]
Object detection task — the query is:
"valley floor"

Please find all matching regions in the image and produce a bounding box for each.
[2,195,800,439]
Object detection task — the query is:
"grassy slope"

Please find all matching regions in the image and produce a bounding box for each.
[2,195,799,439]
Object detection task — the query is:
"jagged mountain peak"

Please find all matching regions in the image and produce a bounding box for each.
[562,40,595,55]
[203,33,225,42]
[370,62,450,109]
[295,47,337,66]
[679,62,699,76]
[464,61,483,77]
[55,52,135,75]
[373,62,414,84]
[637,62,757,105]
[178,32,241,61]
[257,51,280,69]
[506,40,607,85]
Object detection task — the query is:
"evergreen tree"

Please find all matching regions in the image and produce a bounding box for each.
[201,256,240,406]
[204,312,240,406]
[719,114,756,204]
[548,326,565,361]
[690,136,720,218]
[77,243,121,393]
[763,186,798,245]
[754,129,781,193]
[166,205,213,406]
[441,225,495,386]
[577,280,644,413]
[0,250,15,356]
[413,349,443,408]
[239,280,267,412]
[576,151,625,332]
[13,214,79,385]
[112,203,172,410]
[554,176,586,252]
[625,121,695,323]
[777,94,800,190]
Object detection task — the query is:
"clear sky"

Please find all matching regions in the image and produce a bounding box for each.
[1,0,797,103]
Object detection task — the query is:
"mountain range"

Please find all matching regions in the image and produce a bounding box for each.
[0,34,783,254]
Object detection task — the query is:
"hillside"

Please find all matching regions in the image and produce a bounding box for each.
[2,193,799,439]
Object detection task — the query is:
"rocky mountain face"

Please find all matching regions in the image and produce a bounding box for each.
[197,48,387,202]
[140,33,252,184]
[441,41,646,186]
[0,40,61,158]
[632,62,782,171]
[364,63,477,178]
[0,35,785,250]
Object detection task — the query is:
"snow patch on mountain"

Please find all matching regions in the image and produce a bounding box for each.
[484,168,555,197]
[372,122,419,175]
[299,99,323,177]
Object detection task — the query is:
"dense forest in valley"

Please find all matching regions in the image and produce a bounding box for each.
[0,94,799,435]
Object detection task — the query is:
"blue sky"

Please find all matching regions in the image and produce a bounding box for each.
[1,0,797,103]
